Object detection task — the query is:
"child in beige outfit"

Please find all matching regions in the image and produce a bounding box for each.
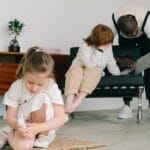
[65,24,120,114]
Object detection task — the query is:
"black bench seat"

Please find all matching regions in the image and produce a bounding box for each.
[63,46,144,123]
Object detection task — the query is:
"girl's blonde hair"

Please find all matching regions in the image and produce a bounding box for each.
[16,47,55,79]
[84,24,114,47]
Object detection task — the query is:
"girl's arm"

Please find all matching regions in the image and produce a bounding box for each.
[5,106,18,129]
[26,104,65,135]
[5,106,23,131]
[39,104,65,132]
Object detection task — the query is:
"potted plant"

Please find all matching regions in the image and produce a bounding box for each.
[8,19,25,52]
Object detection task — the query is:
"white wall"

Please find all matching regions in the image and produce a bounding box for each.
[0,0,149,114]
[0,0,149,52]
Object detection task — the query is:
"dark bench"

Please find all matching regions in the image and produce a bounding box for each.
[63,45,144,123]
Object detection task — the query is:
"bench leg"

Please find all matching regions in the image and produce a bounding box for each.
[137,88,143,124]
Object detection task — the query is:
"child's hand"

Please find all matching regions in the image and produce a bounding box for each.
[15,123,27,137]
[24,123,39,139]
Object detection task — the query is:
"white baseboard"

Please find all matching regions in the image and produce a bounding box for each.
[76,97,148,111]
[0,90,148,116]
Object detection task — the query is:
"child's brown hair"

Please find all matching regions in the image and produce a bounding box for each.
[84,24,114,47]
[16,47,55,79]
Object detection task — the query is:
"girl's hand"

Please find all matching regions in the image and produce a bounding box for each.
[15,123,27,137]
[25,123,39,139]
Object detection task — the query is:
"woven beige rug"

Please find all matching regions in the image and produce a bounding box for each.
[33,136,106,150]
[3,135,105,150]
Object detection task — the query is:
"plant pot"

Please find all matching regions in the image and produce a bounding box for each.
[8,38,20,52]
[9,45,20,52]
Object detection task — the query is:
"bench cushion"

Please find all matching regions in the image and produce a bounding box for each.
[69,46,144,98]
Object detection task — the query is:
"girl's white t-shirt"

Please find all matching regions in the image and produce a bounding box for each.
[3,78,64,120]
[71,42,120,76]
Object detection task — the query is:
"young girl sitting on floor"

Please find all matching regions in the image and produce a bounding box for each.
[0,47,65,149]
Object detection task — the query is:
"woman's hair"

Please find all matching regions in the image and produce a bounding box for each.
[117,14,138,37]
[84,24,114,47]
[16,47,55,79]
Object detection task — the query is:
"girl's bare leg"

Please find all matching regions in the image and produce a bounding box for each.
[31,104,55,148]
[31,104,48,135]
[8,130,35,150]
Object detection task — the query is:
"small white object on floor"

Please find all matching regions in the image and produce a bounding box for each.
[118,105,132,119]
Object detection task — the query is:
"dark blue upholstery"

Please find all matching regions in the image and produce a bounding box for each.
[70,46,144,96]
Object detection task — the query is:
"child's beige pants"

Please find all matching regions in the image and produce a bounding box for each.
[64,64,101,96]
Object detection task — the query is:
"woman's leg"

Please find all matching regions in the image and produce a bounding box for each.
[123,97,132,106]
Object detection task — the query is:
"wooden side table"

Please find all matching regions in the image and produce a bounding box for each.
[0,51,70,95]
